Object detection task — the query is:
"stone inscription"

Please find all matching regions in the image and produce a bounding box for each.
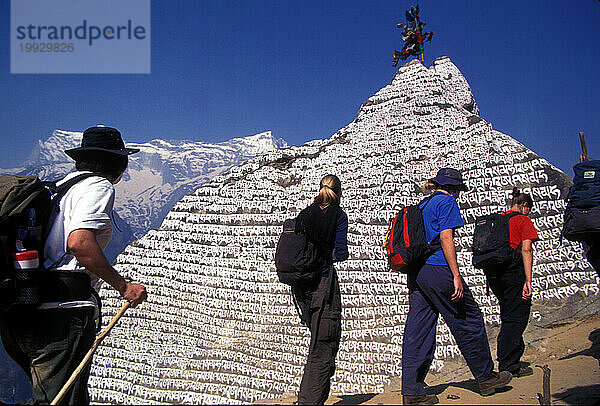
[89,57,597,405]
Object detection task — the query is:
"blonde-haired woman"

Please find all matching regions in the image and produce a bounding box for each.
[295,174,348,405]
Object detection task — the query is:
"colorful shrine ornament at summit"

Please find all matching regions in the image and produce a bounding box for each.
[393,4,434,67]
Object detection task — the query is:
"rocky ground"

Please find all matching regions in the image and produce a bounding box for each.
[260,312,600,405]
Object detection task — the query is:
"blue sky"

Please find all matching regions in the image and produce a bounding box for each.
[0,0,598,174]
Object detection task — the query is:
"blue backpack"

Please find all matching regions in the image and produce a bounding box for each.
[569,160,600,208]
[562,160,600,242]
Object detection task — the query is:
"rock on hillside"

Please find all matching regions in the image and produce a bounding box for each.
[88,57,598,405]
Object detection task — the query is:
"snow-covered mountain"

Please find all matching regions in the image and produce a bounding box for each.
[1,130,287,260]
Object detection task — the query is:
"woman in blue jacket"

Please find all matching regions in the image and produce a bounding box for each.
[401,168,512,405]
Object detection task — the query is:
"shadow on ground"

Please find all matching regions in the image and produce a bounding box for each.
[333,393,377,404]
[560,328,600,366]
[553,384,600,405]
[427,379,513,396]
[552,329,600,405]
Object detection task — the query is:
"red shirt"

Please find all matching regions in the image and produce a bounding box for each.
[502,210,540,249]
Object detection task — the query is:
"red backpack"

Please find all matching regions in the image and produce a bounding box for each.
[383,194,442,273]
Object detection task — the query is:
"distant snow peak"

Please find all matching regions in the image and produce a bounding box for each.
[30,129,287,163]
[17,129,288,176]
[2,129,288,260]
[25,130,79,166]
[223,131,287,157]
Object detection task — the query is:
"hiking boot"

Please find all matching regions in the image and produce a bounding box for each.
[478,370,513,396]
[511,366,534,377]
[402,394,440,405]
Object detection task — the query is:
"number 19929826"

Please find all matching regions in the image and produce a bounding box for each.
[20,43,74,52]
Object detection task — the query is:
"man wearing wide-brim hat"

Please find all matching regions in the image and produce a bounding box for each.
[0,126,147,404]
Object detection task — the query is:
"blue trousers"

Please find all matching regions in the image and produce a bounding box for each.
[402,264,494,395]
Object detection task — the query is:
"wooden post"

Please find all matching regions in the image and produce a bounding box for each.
[580,131,589,162]
[536,364,551,406]
[51,302,131,405]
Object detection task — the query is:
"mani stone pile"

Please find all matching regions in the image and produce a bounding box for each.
[88,57,598,405]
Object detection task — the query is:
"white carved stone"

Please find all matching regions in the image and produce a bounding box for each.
[88,57,597,405]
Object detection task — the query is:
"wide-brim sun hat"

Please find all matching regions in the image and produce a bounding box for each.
[65,126,140,160]
[430,167,468,191]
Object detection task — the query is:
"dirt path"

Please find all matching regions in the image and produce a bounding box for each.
[260,315,600,405]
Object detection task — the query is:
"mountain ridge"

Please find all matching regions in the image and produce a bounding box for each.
[0,129,288,259]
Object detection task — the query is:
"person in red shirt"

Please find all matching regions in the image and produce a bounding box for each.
[487,188,539,378]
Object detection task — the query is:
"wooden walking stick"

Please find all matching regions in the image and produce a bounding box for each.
[51,302,131,405]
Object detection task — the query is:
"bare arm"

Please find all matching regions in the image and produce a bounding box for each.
[521,239,533,300]
[440,228,463,301]
[68,229,147,307]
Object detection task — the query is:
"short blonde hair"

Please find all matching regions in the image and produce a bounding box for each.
[422,180,437,192]
[422,180,462,195]
[315,174,341,208]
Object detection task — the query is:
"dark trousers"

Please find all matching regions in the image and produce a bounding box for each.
[487,263,531,373]
[584,240,600,278]
[0,307,96,405]
[296,273,342,405]
[402,264,494,396]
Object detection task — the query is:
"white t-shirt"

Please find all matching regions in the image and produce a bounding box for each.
[41,171,115,309]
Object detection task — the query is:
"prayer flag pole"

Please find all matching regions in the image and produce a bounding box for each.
[580,131,589,162]
[392,4,433,67]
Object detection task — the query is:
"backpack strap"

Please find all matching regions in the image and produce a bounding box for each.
[49,172,101,206]
[419,192,447,251]
[504,211,524,220]
[326,265,335,304]
[291,285,311,326]
[501,212,528,264]
[43,172,101,242]
[502,211,525,250]
[42,173,103,270]
[418,191,446,209]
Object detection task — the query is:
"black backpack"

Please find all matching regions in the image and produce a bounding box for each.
[472,212,522,270]
[0,173,96,315]
[562,160,600,242]
[274,218,320,287]
[383,193,441,273]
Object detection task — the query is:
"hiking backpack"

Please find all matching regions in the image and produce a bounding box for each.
[562,160,600,242]
[0,173,95,314]
[274,218,321,287]
[472,212,522,270]
[383,194,441,273]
